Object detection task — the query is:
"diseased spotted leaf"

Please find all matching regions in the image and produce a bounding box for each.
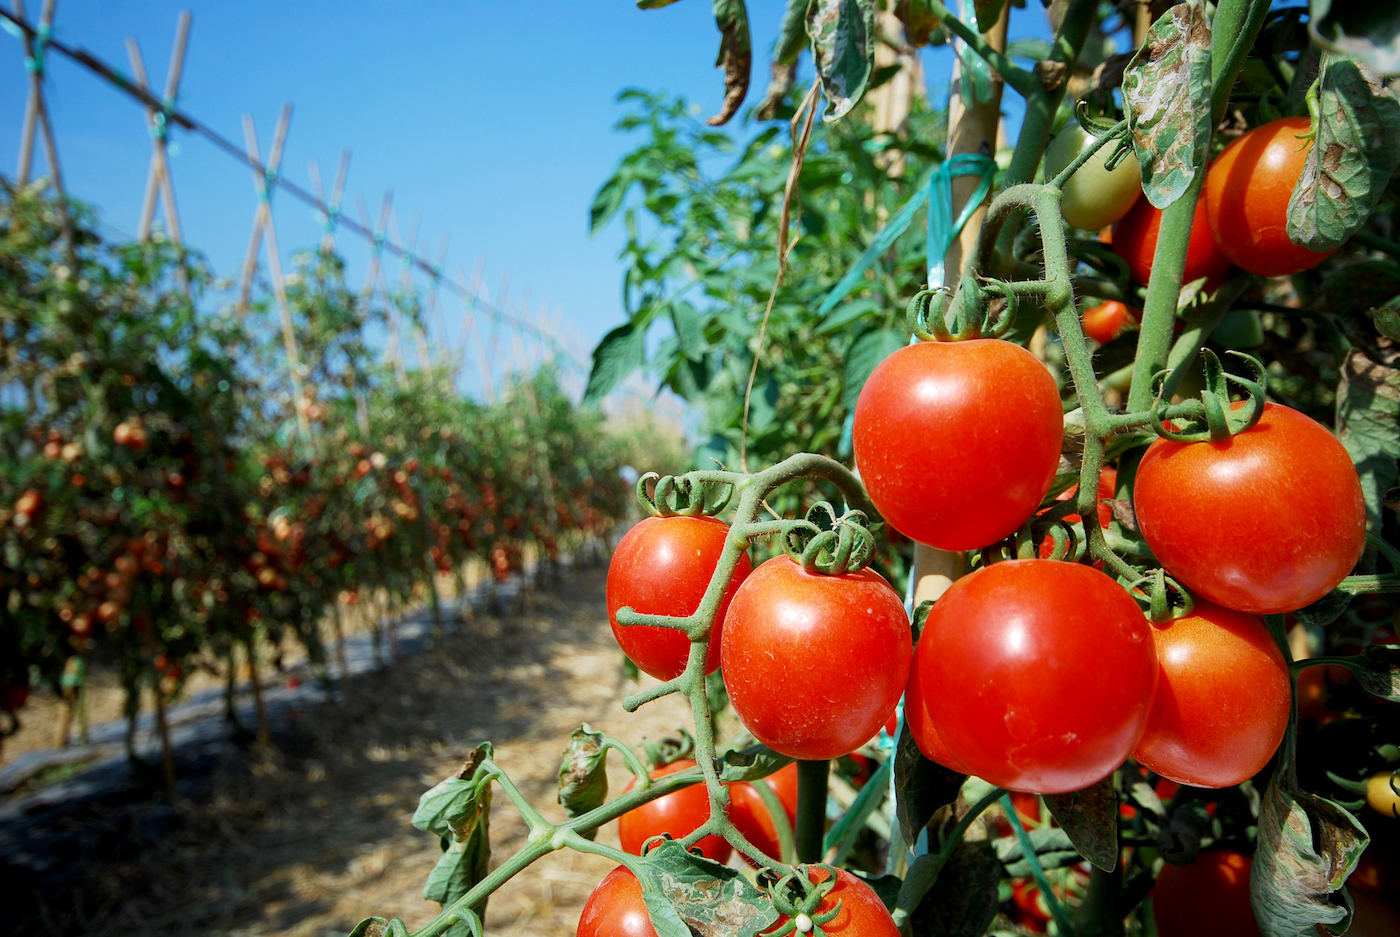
[1356,644,1400,700]
[1288,53,1400,251]
[1122,0,1214,209]
[1309,0,1400,77]
[414,742,493,841]
[557,725,609,835]
[347,918,410,937]
[896,0,942,47]
[1250,772,1368,936]
[707,0,752,126]
[806,0,876,122]
[894,716,966,843]
[1044,774,1119,871]
[640,839,779,937]
[1336,322,1400,529]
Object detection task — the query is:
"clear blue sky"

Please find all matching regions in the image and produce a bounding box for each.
[0,1,1057,399]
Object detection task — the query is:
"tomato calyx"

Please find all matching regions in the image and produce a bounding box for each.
[779,502,877,575]
[1151,349,1266,443]
[1048,110,1133,189]
[757,864,844,937]
[907,274,1019,343]
[1127,566,1196,624]
[636,470,734,518]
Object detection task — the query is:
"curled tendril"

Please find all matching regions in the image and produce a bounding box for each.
[908,287,954,341]
[636,472,734,518]
[1074,98,1125,137]
[1126,567,1194,623]
[1103,138,1136,173]
[780,503,876,575]
[1150,350,1267,443]
[758,864,843,937]
[1037,518,1081,562]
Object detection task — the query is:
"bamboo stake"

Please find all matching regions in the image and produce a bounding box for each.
[127,11,190,243]
[14,0,61,192]
[235,104,292,315]
[908,2,1010,608]
[422,232,451,367]
[309,149,351,254]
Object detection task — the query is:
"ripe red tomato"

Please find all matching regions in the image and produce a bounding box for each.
[577,866,657,937]
[1081,300,1135,345]
[721,556,911,761]
[1010,879,1052,933]
[762,866,899,936]
[607,515,752,680]
[908,560,1157,793]
[904,649,970,773]
[1204,117,1336,277]
[1152,851,1260,937]
[727,762,798,861]
[1037,467,1116,560]
[852,339,1062,550]
[618,759,732,863]
[1134,402,1365,614]
[1133,600,1290,788]
[1111,193,1233,287]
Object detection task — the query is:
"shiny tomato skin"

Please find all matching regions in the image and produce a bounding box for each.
[1368,772,1399,819]
[577,866,658,937]
[607,515,752,680]
[1081,300,1135,345]
[1133,600,1290,788]
[1204,117,1336,277]
[853,339,1063,551]
[722,556,911,761]
[1152,851,1260,937]
[618,759,732,863]
[910,560,1157,793]
[1045,123,1143,231]
[762,867,900,936]
[904,642,971,772]
[727,762,799,861]
[1111,193,1234,287]
[1134,402,1366,614]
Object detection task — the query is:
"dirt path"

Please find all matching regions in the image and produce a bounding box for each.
[1,566,712,937]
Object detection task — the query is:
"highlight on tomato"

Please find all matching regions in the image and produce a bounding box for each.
[1133,599,1291,788]
[1080,300,1136,345]
[1152,851,1260,937]
[906,559,1158,793]
[606,514,752,680]
[727,762,799,862]
[1133,401,1366,614]
[722,555,910,760]
[1204,117,1336,277]
[617,759,732,863]
[1111,192,1234,287]
[1044,122,1143,231]
[852,338,1063,551]
[577,866,658,937]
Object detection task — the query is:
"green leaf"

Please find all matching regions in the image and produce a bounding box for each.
[719,743,794,782]
[1294,590,1353,628]
[638,0,688,7]
[1044,774,1119,871]
[347,918,410,937]
[774,0,811,64]
[670,300,707,359]
[747,377,780,430]
[639,839,780,936]
[557,725,609,835]
[1251,772,1368,936]
[909,838,1003,937]
[806,0,876,122]
[1336,325,1400,529]
[707,0,753,126]
[413,742,493,840]
[1287,53,1400,251]
[583,321,648,404]
[1309,0,1400,77]
[1122,0,1214,209]
[893,716,966,844]
[590,171,632,233]
[814,296,883,335]
[973,0,1006,33]
[1376,303,1400,341]
[1356,644,1400,700]
[844,326,906,410]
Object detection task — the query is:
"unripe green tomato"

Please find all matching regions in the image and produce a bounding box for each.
[1211,308,1265,349]
[1045,124,1143,231]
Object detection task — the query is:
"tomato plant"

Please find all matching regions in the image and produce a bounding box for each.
[1152,851,1260,937]
[727,762,798,862]
[1135,402,1367,614]
[1045,123,1143,231]
[1204,117,1336,277]
[721,555,910,761]
[577,866,658,937]
[1133,599,1291,788]
[618,759,733,863]
[607,514,752,680]
[852,339,1062,551]
[1111,193,1234,287]
[907,560,1157,793]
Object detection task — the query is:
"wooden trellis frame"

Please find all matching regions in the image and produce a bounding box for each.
[125,10,190,244]
[309,149,351,255]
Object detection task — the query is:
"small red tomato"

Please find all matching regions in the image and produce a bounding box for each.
[1134,402,1365,614]
[1204,117,1335,277]
[1152,851,1260,937]
[727,762,799,862]
[1111,194,1234,287]
[853,339,1063,550]
[722,556,911,761]
[909,560,1157,793]
[606,515,752,681]
[577,866,657,937]
[1037,467,1117,560]
[1133,600,1291,788]
[618,760,731,863]
[762,866,899,936]
[1081,300,1135,345]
